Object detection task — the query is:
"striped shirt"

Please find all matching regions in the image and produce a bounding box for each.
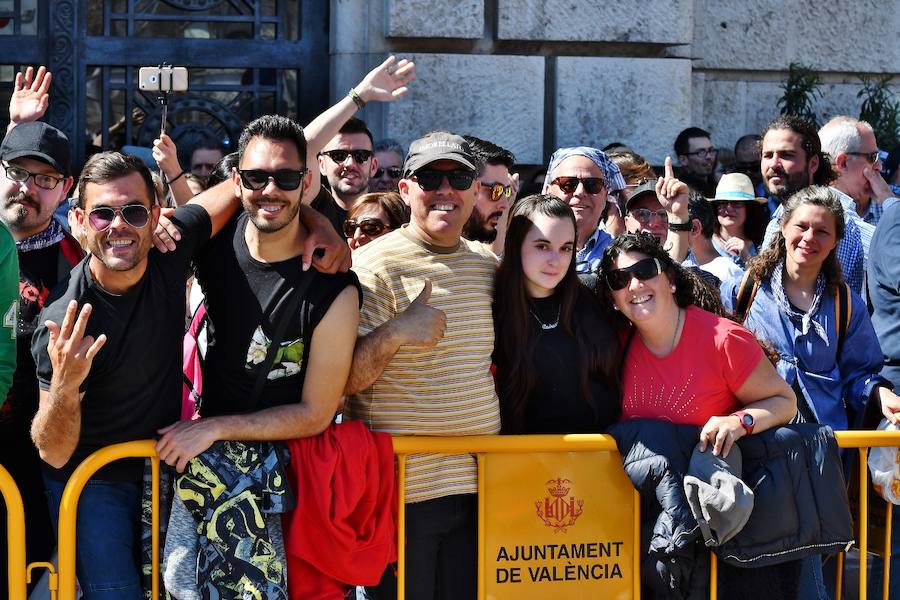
[347,227,500,503]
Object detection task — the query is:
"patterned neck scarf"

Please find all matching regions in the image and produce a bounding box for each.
[771,260,828,343]
[16,217,64,252]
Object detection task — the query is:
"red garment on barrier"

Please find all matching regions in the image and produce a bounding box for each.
[283,420,397,599]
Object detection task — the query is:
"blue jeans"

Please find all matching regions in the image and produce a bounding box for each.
[796,554,829,599]
[44,476,143,600]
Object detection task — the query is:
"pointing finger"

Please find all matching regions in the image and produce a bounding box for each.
[664,156,674,180]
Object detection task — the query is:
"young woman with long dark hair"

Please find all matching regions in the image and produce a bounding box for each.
[493,194,621,434]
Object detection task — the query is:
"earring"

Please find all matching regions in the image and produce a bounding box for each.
[671,286,676,293]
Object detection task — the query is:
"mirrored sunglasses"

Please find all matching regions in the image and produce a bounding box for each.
[88,204,151,231]
[550,176,606,195]
[605,257,663,291]
[481,181,512,202]
[237,168,307,191]
[342,217,389,238]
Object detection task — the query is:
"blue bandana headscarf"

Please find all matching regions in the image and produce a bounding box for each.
[541,146,626,194]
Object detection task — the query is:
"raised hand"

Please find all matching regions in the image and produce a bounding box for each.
[45,300,107,392]
[152,133,183,179]
[863,166,895,203]
[355,55,416,104]
[9,66,52,129]
[656,157,689,220]
[393,279,447,347]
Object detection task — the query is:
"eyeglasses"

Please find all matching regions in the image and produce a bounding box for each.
[2,162,66,190]
[237,168,307,191]
[320,149,373,164]
[342,217,389,238]
[411,169,476,192]
[628,208,668,224]
[605,257,663,291]
[374,167,402,179]
[685,148,718,159]
[846,151,880,164]
[550,176,606,195]
[481,181,512,202]
[87,204,151,231]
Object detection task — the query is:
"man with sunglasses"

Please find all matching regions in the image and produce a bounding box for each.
[461,135,516,257]
[675,126,719,197]
[345,131,499,600]
[372,138,404,193]
[313,117,378,233]
[0,119,82,596]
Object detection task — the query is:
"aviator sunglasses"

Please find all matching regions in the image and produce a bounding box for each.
[237,168,308,191]
[412,169,476,192]
[342,217,389,238]
[605,257,663,291]
[88,204,151,232]
[550,176,606,195]
[374,167,402,179]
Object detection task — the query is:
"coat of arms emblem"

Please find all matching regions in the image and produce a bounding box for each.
[535,477,584,533]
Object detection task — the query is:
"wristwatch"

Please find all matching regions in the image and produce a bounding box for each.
[668,220,692,232]
[731,411,755,436]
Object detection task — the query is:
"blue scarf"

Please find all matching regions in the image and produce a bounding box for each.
[771,260,828,343]
[16,218,64,252]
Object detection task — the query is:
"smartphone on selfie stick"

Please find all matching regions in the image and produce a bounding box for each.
[138,65,188,137]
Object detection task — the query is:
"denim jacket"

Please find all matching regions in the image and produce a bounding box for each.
[721,275,887,430]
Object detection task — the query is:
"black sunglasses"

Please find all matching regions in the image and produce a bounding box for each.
[374,167,402,179]
[342,217,389,238]
[551,176,606,195]
[412,169,476,192]
[605,257,663,291]
[321,149,373,164]
[237,168,307,191]
[88,204,151,232]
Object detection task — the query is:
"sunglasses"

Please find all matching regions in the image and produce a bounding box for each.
[481,181,512,202]
[846,151,880,164]
[412,169,476,192]
[2,162,66,190]
[321,149,373,164]
[237,168,307,191]
[374,167,402,179]
[605,257,663,291]
[342,217,389,238]
[550,176,606,195]
[88,204,151,231]
[628,208,668,224]
[715,201,746,212]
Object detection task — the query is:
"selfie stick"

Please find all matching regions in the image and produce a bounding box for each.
[157,62,174,137]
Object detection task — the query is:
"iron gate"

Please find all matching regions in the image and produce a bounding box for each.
[0,0,329,171]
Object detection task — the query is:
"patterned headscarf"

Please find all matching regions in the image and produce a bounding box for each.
[542,146,627,194]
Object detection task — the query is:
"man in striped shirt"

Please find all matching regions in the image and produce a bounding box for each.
[345,131,500,600]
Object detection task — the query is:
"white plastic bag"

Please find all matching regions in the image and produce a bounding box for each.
[867,418,900,505]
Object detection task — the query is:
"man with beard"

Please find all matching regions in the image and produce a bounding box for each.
[675,127,719,197]
[759,115,866,293]
[372,139,404,193]
[0,118,81,598]
[313,117,377,233]
[732,134,766,200]
[461,135,515,256]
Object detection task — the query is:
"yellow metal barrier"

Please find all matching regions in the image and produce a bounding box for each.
[40,430,900,600]
[55,440,160,600]
[1,463,27,600]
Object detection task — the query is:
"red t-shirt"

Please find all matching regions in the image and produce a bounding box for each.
[621,305,763,426]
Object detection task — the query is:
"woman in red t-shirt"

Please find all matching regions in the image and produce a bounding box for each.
[599,231,795,457]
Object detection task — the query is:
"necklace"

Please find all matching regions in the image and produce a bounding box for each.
[530,305,561,330]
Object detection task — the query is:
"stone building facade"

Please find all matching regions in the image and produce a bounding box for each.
[331,0,900,166]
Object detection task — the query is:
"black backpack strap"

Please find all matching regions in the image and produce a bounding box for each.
[835,282,851,359]
[734,270,759,323]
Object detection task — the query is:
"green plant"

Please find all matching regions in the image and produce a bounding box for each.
[858,75,900,150]
[777,63,822,126]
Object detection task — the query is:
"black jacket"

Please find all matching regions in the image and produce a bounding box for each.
[610,420,853,599]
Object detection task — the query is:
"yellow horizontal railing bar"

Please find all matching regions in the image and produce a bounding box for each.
[833,431,900,447]
[56,440,160,600]
[392,433,619,454]
[0,464,27,600]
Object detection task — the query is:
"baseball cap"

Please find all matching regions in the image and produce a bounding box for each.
[623,180,659,212]
[403,132,479,176]
[0,122,71,176]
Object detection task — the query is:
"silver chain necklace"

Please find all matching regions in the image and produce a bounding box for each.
[530,305,561,330]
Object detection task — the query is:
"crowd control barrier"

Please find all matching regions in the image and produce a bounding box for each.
[17,430,900,599]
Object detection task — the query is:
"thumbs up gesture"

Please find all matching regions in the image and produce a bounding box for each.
[394,279,447,347]
[656,156,690,221]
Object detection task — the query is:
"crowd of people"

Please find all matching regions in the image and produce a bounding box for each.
[1,55,900,600]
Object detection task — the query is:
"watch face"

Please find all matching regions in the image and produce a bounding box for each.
[741,413,754,426]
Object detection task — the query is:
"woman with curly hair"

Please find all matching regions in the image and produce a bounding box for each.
[493,194,621,434]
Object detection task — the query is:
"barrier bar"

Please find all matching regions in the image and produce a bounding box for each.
[860,447,869,600]
[477,453,485,600]
[56,440,159,600]
[396,455,406,600]
[0,464,27,600]
[884,502,893,600]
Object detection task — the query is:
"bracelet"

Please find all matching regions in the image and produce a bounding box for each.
[348,87,366,109]
[668,220,692,232]
[168,170,186,184]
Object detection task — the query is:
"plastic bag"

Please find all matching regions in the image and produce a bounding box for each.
[867,418,900,505]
